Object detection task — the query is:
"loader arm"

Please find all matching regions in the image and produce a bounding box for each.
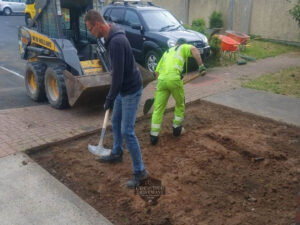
[29,0,49,28]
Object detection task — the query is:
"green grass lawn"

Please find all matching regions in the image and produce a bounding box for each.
[242,39,300,59]
[242,67,300,98]
[206,40,300,68]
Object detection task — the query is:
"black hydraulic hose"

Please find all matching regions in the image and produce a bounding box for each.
[96,39,111,72]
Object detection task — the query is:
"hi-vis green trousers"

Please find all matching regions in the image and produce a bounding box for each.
[150,79,184,137]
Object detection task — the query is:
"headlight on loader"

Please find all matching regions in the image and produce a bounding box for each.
[21,29,31,46]
[18,27,31,57]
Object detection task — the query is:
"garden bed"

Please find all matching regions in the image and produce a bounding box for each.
[29,100,300,225]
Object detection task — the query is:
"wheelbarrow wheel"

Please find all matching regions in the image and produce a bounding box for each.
[45,65,69,109]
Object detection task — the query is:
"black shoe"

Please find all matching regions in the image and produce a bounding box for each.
[173,126,182,137]
[127,169,149,189]
[98,153,122,163]
[150,135,159,145]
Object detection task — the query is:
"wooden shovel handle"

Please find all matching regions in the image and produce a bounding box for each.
[183,72,204,84]
[102,109,110,129]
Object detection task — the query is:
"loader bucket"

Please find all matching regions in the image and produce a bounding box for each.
[64,64,155,107]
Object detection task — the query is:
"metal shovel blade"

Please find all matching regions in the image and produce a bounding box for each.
[88,110,111,157]
[88,144,111,157]
[143,98,155,115]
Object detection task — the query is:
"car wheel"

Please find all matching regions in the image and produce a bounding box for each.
[3,7,12,16]
[145,50,159,72]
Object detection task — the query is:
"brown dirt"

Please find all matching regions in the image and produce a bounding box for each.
[29,100,300,225]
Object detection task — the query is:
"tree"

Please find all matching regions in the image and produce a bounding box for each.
[289,0,300,28]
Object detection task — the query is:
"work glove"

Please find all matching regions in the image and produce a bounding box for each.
[198,64,206,76]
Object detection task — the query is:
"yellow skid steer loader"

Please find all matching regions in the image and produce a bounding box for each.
[18,0,154,109]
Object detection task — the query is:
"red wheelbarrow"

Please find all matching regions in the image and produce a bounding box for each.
[226,30,250,51]
[226,30,250,45]
[217,34,240,52]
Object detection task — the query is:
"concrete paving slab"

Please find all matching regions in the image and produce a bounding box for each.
[204,88,300,127]
[0,153,112,225]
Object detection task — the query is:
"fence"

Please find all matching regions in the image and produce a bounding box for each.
[152,0,300,44]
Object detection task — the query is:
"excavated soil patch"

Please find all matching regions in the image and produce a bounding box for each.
[29,100,300,225]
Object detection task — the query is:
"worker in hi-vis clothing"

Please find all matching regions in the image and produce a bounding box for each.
[150,38,206,145]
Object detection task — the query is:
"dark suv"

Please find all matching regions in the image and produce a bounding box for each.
[102,1,210,72]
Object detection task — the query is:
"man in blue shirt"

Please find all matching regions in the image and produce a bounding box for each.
[85,10,148,188]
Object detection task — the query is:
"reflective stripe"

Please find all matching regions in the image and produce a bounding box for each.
[175,46,184,62]
[174,64,183,71]
[176,45,183,54]
[174,55,184,63]
[151,124,161,129]
[172,46,185,73]
[174,45,184,72]
[174,116,183,122]
[173,124,181,128]
[150,131,159,136]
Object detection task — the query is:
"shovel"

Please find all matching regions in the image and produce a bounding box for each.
[88,109,112,157]
[143,71,206,115]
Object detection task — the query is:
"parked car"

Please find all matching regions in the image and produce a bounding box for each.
[0,0,26,16]
[102,1,210,72]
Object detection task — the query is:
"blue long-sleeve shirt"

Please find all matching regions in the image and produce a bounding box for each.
[102,24,142,108]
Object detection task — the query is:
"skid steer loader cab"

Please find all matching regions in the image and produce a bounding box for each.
[18,0,154,109]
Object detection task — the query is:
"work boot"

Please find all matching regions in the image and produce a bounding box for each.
[127,169,149,189]
[150,135,159,145]
[98,152,122,163]
[173,126,183,137]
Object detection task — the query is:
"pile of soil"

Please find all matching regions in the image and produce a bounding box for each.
[29,100,300,225]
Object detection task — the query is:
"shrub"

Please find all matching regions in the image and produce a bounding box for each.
[209,11,223,28]
[289,0,300,28]
[183,23,192,30]
[209,35,221,57]
[249,34,262,40]
[191,18,207,35]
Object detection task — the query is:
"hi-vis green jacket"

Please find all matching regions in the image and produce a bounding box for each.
[155,43,193,80]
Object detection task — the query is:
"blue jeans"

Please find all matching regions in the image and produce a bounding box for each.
[111,88,145,173]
